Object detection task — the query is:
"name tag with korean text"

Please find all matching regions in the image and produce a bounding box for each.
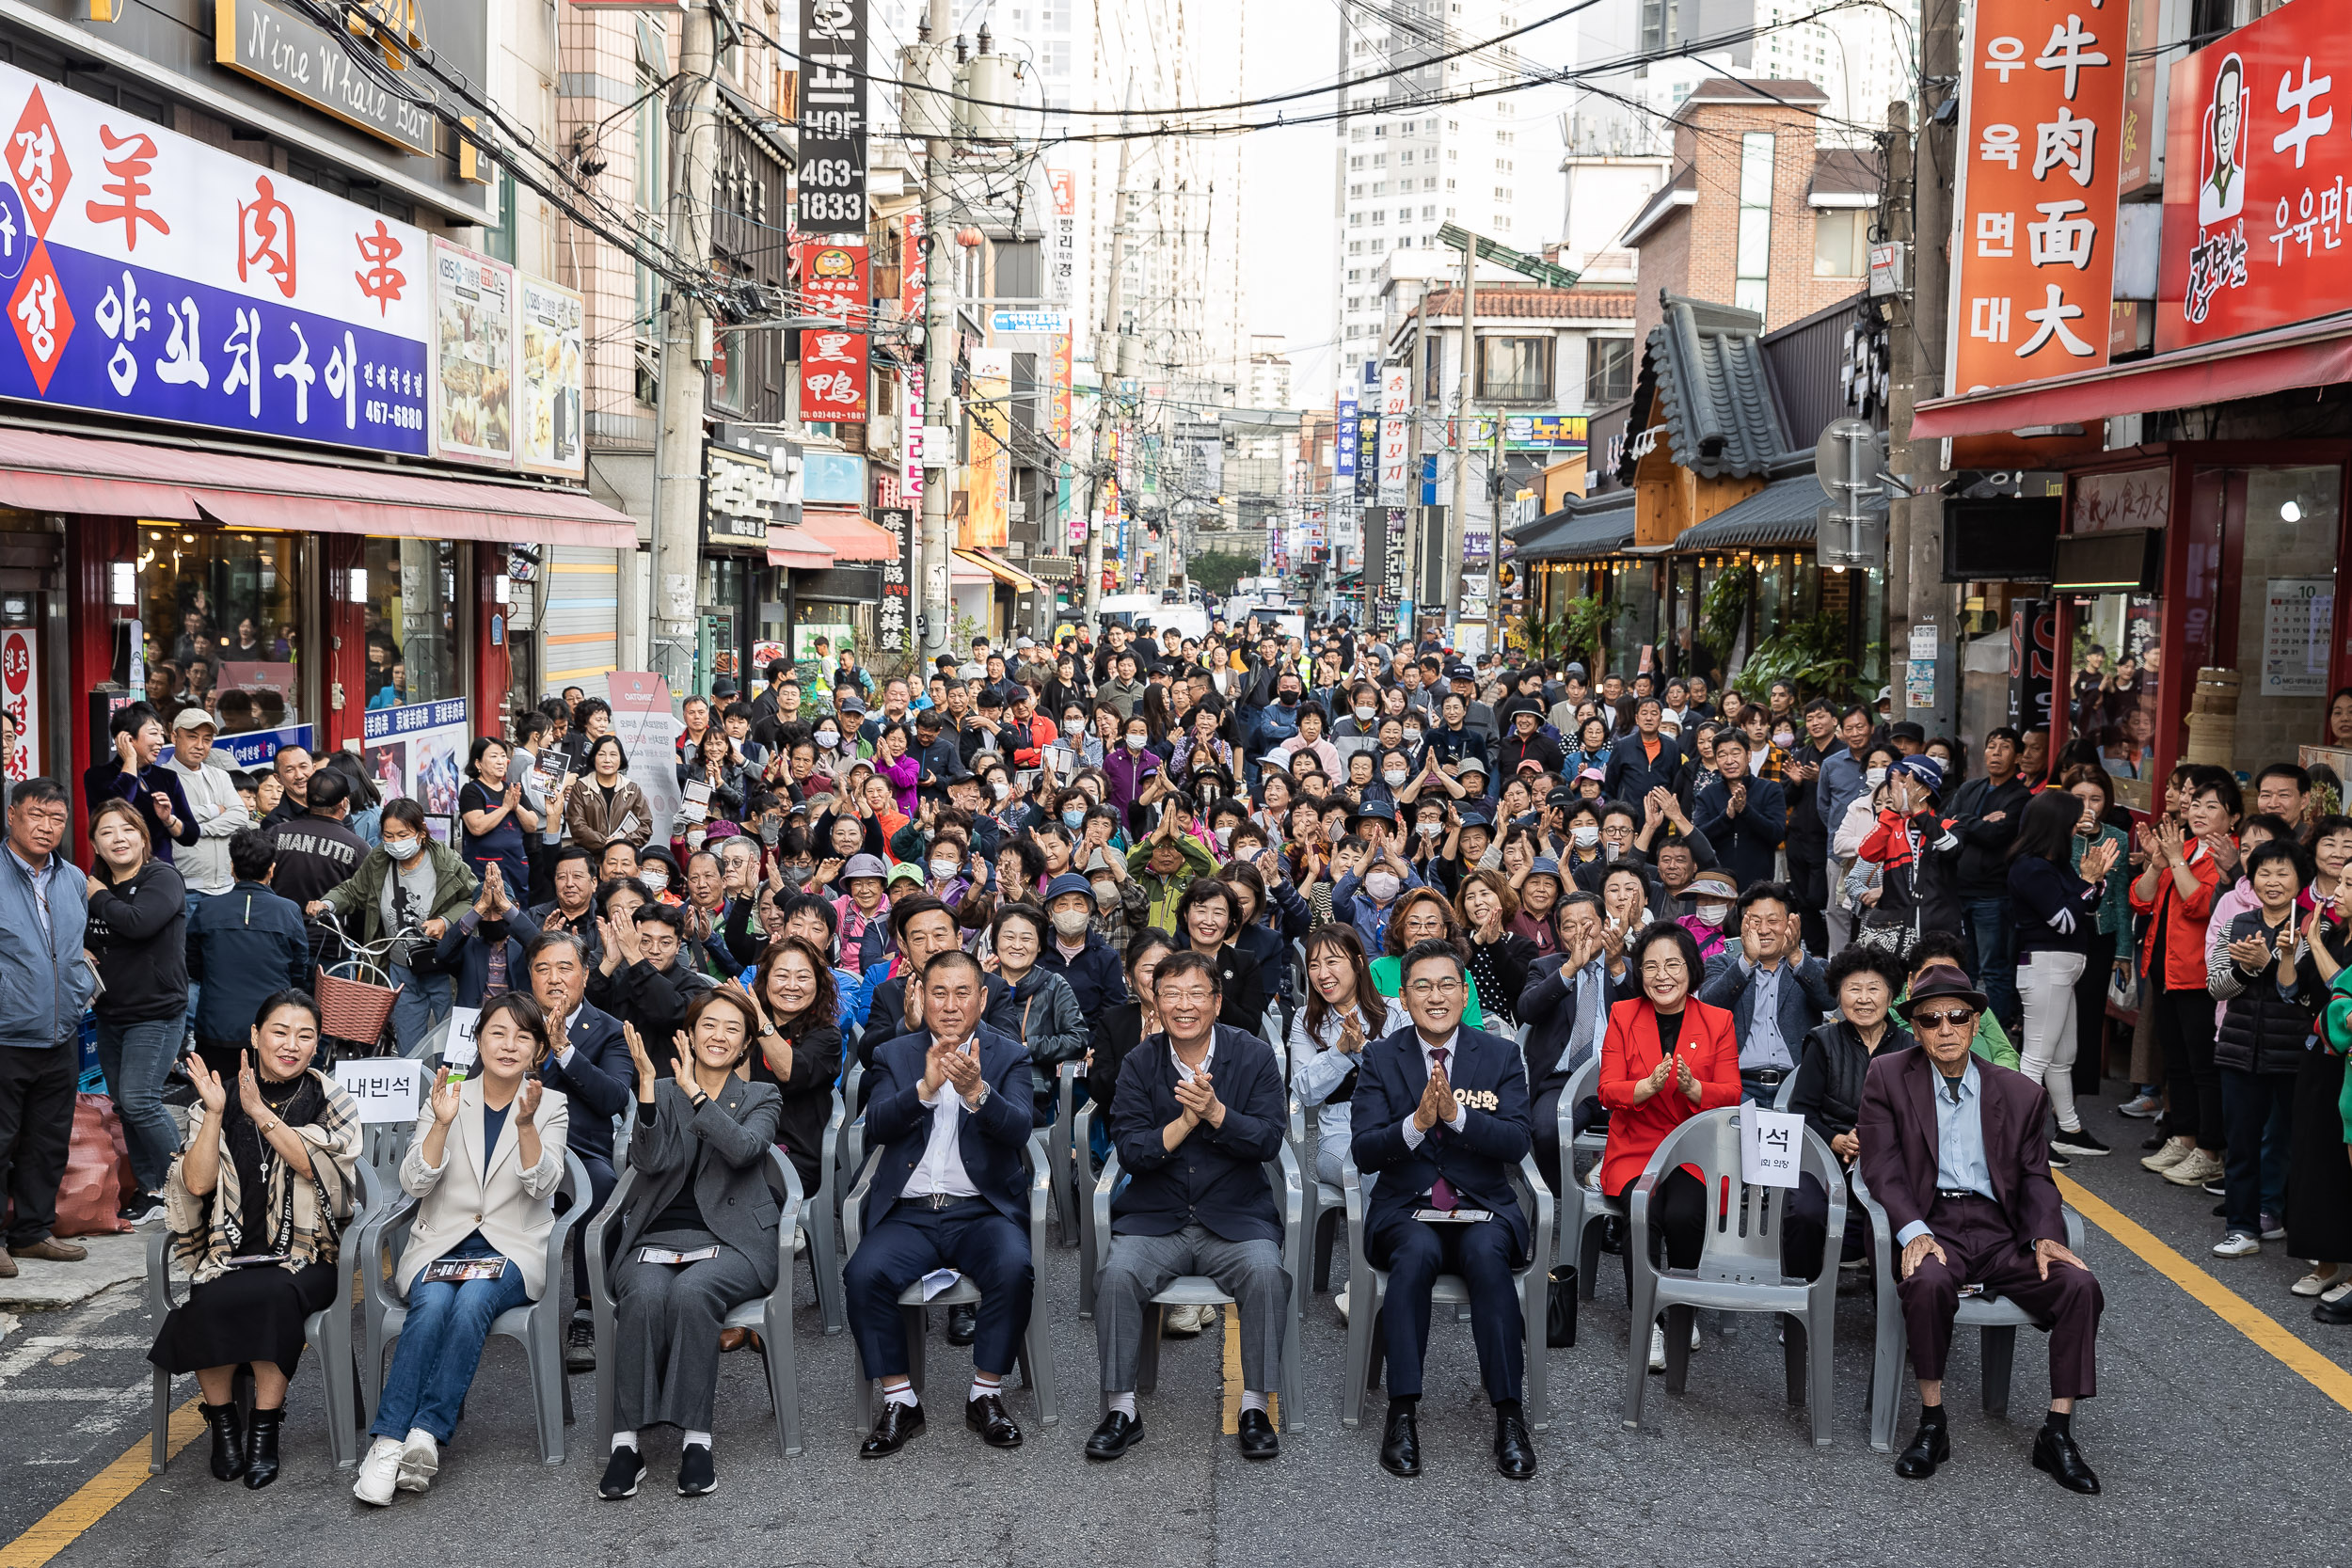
[1740,1107,1804,1189]
[332,1057,424,1124]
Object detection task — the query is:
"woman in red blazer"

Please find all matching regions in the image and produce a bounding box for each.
[1597,922,1742,1305]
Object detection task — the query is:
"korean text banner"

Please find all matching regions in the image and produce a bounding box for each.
[1949,0,2126,393]
[795,239,868,421]
[2159,5,2352,350]
[361,697,470,829]
[0,60,431,455]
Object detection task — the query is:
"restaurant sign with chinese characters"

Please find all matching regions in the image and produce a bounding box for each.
[793,239,867,422]
[1949,0,2127,394]
[2158,0,2352,349]
[0,59,432,457]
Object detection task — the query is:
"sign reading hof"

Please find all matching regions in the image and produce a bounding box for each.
[798,0,868,233]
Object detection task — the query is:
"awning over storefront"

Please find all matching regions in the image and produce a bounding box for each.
[1516,493,1637,561]
[1911,309,2352,439]
[1675,471,1867,551]
[765,523,835,571]
[954,547,1041,590]
[799,505,901,560]
[0,425,639,546]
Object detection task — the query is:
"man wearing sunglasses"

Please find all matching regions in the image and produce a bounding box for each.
[1857,964,2104,1494]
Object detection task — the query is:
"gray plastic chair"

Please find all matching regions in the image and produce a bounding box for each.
[803,1089,849,1335]
[1850,1164,2089,1452]
[1052,1059,1085,1245]
[357,1151,590,1463]
[1338,1148,1555,1432]
[149,1160,379,1474]
[1290,1094,1348,1298]
[1555,1054,1617,1299]
[1079,1107,1307,1428]
[1620,1106,1844,1445]
[841,1132,1059,1428]
[838,1062,867,1207]
[1772,1073,1800,1111]
[586,1146,808,1459]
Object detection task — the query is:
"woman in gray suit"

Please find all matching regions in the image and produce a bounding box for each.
[600,990,782,1501]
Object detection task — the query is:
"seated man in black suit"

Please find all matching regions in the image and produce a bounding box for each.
[524,929,633,1372]
[1350,938,1537,1481]
[1086,949,1290,1465]
[844,949,1039,1455]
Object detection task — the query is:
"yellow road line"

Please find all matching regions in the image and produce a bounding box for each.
[0,1399,204,1568]
[2056,1172,2352,1415]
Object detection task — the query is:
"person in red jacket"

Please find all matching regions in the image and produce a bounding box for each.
[1597,921,1741,1369]
[2130,766,2239,1189]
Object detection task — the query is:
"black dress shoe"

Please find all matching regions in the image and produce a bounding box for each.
[2032,1425,2101,1494]
[1084,1408,1144,1461]
[199,1402,245,1481]
[1895,1418,1950,1479]
[241,1407,283,1490]
[1236,1407,1279,1461]
[2315,1291,2352,1325]
[946,1302,978,1346]
[598,1445,645,1498]
[858,1400,927,1458]
[1379,1405,1421,1478]
[1493,1408,1537,1480]
[966,1393,1024,1449]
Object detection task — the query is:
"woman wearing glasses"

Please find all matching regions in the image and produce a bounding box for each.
[1597,921,1740,1371]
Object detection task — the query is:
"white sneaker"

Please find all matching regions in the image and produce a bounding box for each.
[2165,1148,2225,1187]
[1582,1164,1604,1193]
[2212,1231,2261,1259]
[396,1427,438,1492]
[1646,1323,1666,1372]
[1691,1321,1702,1351]
[1333,1290,1351,1324]
[2141,1137,2193,1172]
[353,1438,403,1506]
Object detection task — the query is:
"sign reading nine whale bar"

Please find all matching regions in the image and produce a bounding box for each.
[214,0,437,157]
[0,56,432,457]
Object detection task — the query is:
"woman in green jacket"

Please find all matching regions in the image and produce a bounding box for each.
[307,798,479,1053]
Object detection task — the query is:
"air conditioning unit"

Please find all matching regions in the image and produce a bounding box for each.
[867,416,898,452]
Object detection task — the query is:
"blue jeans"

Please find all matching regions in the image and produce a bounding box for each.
[390,959,454,1057]
[94,1016,183,1193]
[369,1233,531,1444]
[1963,895,2020,1033]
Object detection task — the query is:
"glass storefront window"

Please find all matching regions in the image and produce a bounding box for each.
[364,539,461,710]
[136,525,303,734]
[2066,591,2163,811]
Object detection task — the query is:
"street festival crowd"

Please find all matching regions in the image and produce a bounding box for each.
[7,610,2352,1504]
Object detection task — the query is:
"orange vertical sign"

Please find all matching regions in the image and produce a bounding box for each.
[1949,2,2127,395]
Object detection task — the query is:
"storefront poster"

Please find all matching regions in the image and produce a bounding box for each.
[362,696,469,821]
[752,640,787,672]
[1949,0,2126,392]
[216,660,299,732]
[216,721,312,772]
[428,239,515,467]
[516,274,584,478]
[0,60,432,458]
[604,673,681,845]
[793,240,867,422]
[2159,4,2352,349]
[2262,577,2334,696]
[2,626,36,781]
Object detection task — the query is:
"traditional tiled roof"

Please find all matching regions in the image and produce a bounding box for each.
[1617,294,1793,485]
[1412,287,1638,321]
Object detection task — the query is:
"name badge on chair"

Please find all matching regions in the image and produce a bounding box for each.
[1740,1108,1804,1189]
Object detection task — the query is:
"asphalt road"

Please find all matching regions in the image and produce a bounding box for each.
[7,1092,2351,1568]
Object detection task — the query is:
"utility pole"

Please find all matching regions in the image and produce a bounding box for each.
[650,0,718,696]
[1884,98,1915,721]
[916,0,958,659]
[1083,128,1135,621]
[1440,243,1476,631]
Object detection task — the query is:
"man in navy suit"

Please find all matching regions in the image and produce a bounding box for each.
[524,929,633,1371]
[845,949,1038,1456]
[1696,881,1832,1106]
[1351,938,1537,1481]
[1085,949,1290,1464]
[1691,731,1787,890]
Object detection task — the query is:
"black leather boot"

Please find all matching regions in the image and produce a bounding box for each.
[242,1406,283,1490]
[199,1402,246,1481]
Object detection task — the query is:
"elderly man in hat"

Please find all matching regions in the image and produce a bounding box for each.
[1857,965,2104,1494]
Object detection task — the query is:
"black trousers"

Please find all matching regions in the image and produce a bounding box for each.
[0,1044,78,1246]
[2071,930,2115,1098]
[1617,1167,1706,1298]
[1786,843,1830,956]
[1369,1212,1523,1404]
[1780,1166,1868,1279]
[558,1151,618,1304]
[2155,978,2224,1148]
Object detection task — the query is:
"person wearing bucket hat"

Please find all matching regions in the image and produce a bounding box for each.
[1677,868,1739,965]
[1035,870,1124,1018]
[1860,960,2105,1495]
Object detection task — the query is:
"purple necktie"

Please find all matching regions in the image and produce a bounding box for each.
[1429,1047,1459,1212]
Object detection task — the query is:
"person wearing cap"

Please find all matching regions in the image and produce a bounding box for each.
[162,707,250,902]
[1677,867,1739,965]
[1002,684,1058,770]
[1331,803,1422,950]
[1859,966,2104,1494]
[1507,855,1565,956]
[1035,871,1124,1017]
[1857,755,1965,946]
[1443,665,1498,752]
[830,853,896,973]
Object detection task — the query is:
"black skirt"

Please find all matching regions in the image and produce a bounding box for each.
[2286,1051,2352,1262]
[148,1260,341,1378]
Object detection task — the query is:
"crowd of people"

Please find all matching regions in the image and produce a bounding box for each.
[5,606,2352,1501]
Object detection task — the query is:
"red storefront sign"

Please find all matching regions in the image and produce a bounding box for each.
[793,239,867,421]
[2159,0,2352,351]
[1949,0,2128,394]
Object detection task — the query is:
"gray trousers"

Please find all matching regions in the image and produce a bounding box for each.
[1096,1223,1290,1395]
[611,1228,767,1433]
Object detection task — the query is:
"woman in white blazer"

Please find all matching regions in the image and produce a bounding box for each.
[353,992,571,1507]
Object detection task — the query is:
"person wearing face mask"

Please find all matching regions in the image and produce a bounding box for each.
[1331,802,1424,952]
[1035,871,1127,1017]
[1332,683,1385,740]
[1676,869,1738,965]
[306,799,478,1055]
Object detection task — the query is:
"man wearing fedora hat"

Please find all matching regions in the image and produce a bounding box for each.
[1858,965,2105,1494]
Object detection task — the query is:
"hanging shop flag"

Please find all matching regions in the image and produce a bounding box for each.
[1948,0,2127,393]
[794,239,868,421]
[798,0,867,233]
[961,346,1011,547]
[1375,365,1411,506]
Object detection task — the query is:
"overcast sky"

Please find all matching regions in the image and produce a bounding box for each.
[1239,2,1341,409]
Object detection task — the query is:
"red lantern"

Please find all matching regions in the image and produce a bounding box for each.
[954,226,985,248]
